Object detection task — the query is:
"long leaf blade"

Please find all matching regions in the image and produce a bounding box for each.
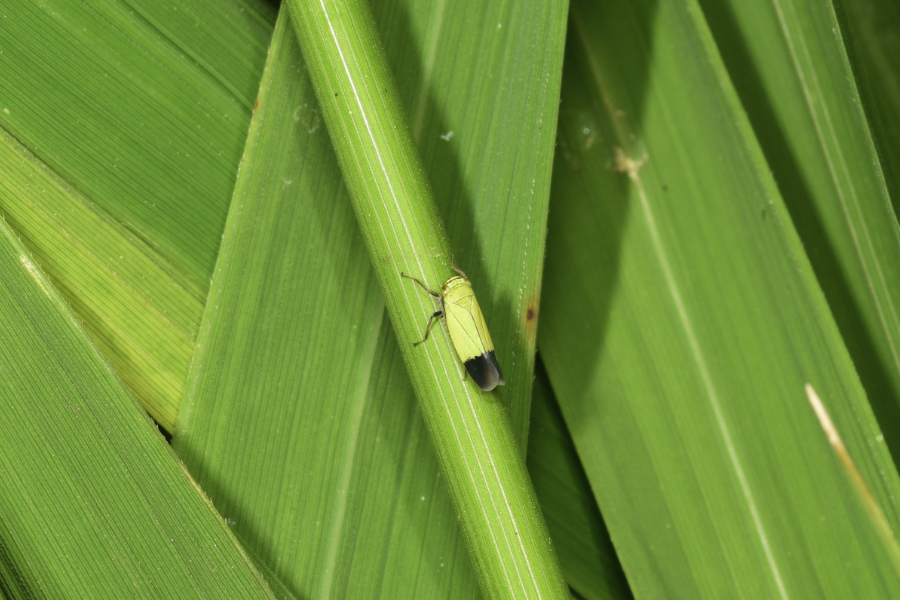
[175,13,479,597]
[177,0,574,596]
[0,0,276,428]
[540,0,900,596]
[700,0,900,463]
[0,220,275,598]
[284,0,569,596]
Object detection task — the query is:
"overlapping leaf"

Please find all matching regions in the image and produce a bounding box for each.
[0,214,275,598]
[527,358,631,600]
[4,0,899,597]
[0,0,276,429]
[700,0,900,463]
[173,14,479,597]
[539,0,900,596]
[837,0,900,215]
[174,1,572,597]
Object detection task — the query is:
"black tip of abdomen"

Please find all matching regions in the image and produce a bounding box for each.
[465,351,505,392]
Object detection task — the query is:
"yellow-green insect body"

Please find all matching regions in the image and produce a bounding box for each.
[402,265,505,392]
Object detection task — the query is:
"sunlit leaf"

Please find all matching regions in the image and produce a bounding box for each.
[0,0,276,429]
[0,217,275,598]
[175,0,579,593]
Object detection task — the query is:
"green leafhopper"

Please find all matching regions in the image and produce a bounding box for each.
[402,260,505,392]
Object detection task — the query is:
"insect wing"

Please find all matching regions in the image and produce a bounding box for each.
[444,295,488,362]
[464,351,504,391]
[444,291,505,391]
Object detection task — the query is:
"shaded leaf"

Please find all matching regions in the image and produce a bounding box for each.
[540,0,900,596]
[700,0,900,464]
[528,357,631,600]
[837,0,900,215]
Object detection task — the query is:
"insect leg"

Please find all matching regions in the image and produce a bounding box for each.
[413,311,444,346]
[401,272,440,298]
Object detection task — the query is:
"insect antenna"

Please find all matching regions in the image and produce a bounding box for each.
[450,254,467,278]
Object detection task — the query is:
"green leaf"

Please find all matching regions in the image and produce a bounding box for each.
[528,357,631,600]
[17,0,900,596]
[0,0,276,429]
[699,0,900,464]
[280,0,569,596]
[176,0,578,597]
[374,0,566,446]
[0,218,275,597]
[837,0,900,217]
[540,0,900,597]
[175,14,480,597]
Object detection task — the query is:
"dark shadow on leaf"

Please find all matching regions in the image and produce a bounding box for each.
[540,0,659,439]
[699,0,900,463]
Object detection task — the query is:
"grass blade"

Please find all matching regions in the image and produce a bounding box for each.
[284,0,569,596]
[540,0,900,596]
[178,0,572,595]
[700,0,900,464]
[174,13,480,597]
[0,0,276,429]
[0,221,275,597]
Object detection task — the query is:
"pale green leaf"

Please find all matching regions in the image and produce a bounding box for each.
[540,0,900,597]
[0,217,275,597]
[3,0,622,596]
[700,0,900,463]
[286,0,569,595]
[0,0,276,429]
[174,14,479,597]
[176,0,575,597]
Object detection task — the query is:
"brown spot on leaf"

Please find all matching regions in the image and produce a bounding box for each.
[525,295,539,338]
